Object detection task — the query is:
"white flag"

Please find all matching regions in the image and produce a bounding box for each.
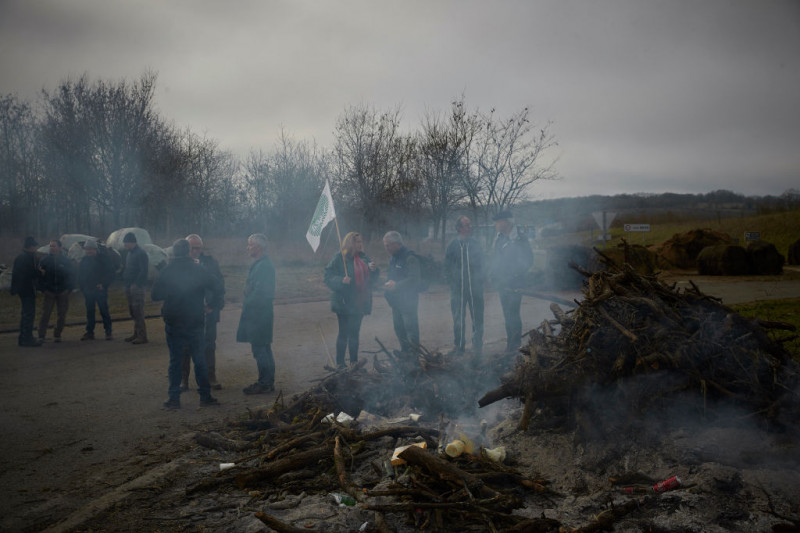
[306,180,336,252]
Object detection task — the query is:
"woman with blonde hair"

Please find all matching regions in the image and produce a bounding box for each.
[324,232,379,368]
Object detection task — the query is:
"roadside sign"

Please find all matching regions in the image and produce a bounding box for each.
[624,224,651,232]
[744,232,760,242]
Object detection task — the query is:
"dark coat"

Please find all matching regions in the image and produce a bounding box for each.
[10,250,41,297]
[79,253,115,291]
[151,257,223,329]
[123,245,149,287]
[489,228,533,290]
[39,253,75,293]
[385,246,421,310]
[236,255,275,345]
[444,236,485,293]
[324,251,379,315]
[199,253,225,322]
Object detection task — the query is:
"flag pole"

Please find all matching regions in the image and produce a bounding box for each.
[333,215,348,277]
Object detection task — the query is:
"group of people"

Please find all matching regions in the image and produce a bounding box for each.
[324,210,533,370]
[9,210,533,410]
[9,234,150,347]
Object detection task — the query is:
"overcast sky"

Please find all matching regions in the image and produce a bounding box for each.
[2,0,798,200]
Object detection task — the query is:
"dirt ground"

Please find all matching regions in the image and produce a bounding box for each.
[1,275,799,532]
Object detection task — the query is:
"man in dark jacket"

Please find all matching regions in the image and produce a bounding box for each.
[152,239,223,409]
[123,232,149,344]
[180,234,225,390]
[38,239,76,342]
[10,236,42,347]
[78,239,115,341]
[237,233,276,395]
[444,216,485,358]
[489,210,533,353]
[383,230,422,354]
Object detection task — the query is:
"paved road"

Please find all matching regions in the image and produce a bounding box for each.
[1,276,798,531]
[0,288,571,532]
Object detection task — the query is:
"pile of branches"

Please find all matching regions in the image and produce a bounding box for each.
[185,362,560,533]
[480,247,799,433]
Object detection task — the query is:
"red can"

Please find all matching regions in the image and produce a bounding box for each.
[652,475,682,493]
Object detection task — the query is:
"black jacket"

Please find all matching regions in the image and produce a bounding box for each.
[151,257,223,329]
[39,253,75,293]
[123,245,149,287]
[79,253,115,291]
[490,229,533,290]
[385,246,421,310]
[10,250,41,297]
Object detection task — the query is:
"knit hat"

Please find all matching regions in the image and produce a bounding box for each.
[23,236,39,248]
[123,232,137,243]
[83,239,98,249]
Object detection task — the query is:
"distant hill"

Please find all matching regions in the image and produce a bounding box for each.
[510,189,800,235]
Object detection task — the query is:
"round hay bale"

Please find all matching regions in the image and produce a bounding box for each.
[747,241,784,275]
[788,238,800,266]
[657,229,734,269]
[697,244,749,276]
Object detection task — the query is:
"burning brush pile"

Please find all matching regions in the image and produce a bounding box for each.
[99,250,800,532]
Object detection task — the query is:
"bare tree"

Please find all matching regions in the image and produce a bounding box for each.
[266,129,328,242]
[39,71,168,231]
[418,96,480,248]
[331,103,419,239]
[242,148,272,233]
[0,94,42,234]
[470,107,558,226]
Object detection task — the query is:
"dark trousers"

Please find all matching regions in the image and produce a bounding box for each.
[450,288,484,355]
[84,288,112,335]
[391,302,420,352]
[38,290,70,339]
[335,313,364,365]
[499,289,523,352]
[182,314,219,383]
[18,295,36,344]
[125,285,147,340]
[252,344,275,386]
[165,324,210,400]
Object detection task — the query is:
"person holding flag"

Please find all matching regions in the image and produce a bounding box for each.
[324,232,379,368]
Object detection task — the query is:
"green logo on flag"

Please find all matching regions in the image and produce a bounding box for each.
[309,195,330,237]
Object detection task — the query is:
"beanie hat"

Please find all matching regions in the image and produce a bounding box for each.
[83,239,98,249]
[23,236,39,248]
[123,232,137,243]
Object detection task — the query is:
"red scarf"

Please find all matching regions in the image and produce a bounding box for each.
[353,254,369,310]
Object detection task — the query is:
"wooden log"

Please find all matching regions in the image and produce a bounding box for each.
[255,512,319,533]
[398,444,498,499]
[598,306,638,342]
[235,444,333,488]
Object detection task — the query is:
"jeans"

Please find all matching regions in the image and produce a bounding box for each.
[125,285,147,340]
[450,287,484,354]
[165,324,210,401]
[499,288,523,352]
[182,313,219,383]
[38,290,70,339]
[335,313,364,365]
[252,344,275,386]
[391,302,420,352]
[84,288,112,335]
[18,295,36,344]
